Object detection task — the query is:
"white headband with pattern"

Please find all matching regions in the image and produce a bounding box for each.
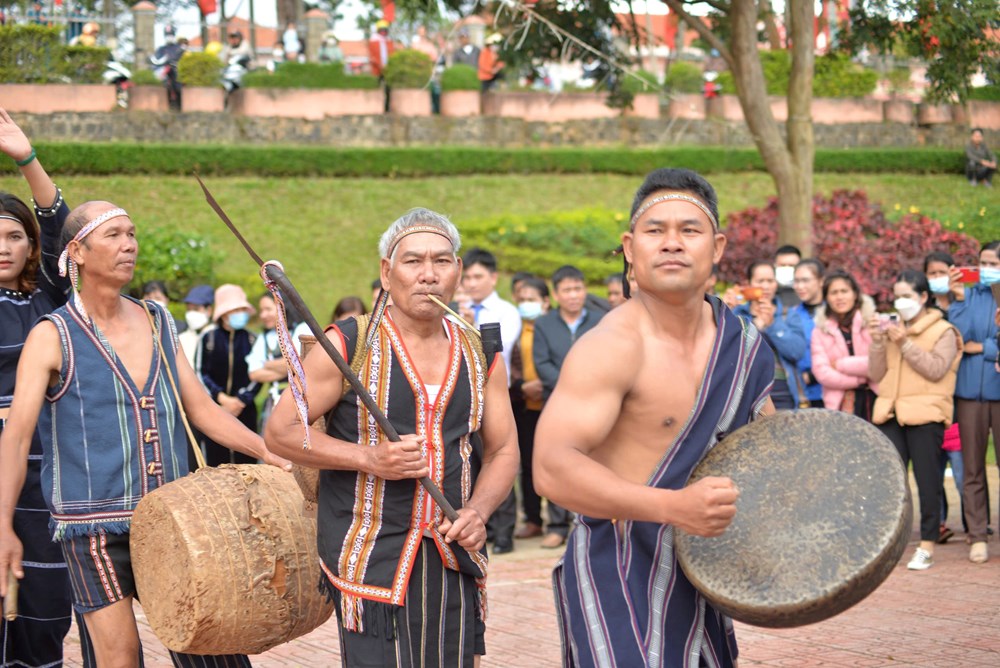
[629,193,718,231]
[57,207,130,323]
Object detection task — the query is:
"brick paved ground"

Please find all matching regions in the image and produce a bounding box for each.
[64,468,1000,667]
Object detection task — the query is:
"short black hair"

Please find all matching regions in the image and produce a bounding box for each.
[971,127,984,135]
[142,280,170,299]
[896,269,930,299]
[511,271,533,293]
[552,265,585,289]
[371,278,382,290]
[796,258,825,279]
[745,259,773,282]
[605,273,623,286]
[629,168,719,229]
[519,276,549,299]
[462,247,497,273]
[774,245,802,260]
[922,251,955,272]
[982,240,1000,255]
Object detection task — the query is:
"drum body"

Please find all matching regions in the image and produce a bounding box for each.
[675,409,911,628]
[131,464,333,654]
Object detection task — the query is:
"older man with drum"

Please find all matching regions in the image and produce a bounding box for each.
[535,168,775,667]
[265,208,519,667]
[0,201,287,667]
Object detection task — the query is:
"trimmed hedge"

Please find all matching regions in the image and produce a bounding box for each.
[0,24,109,84]
[0,144,966,178]
[243,62,378,90]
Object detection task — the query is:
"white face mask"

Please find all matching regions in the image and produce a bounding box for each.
[185,310,210,331]
[893,297,922,322]
[775,265,795,288]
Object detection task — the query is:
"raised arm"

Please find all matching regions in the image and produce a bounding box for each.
[0,321,62,595]
[0,108,57,208]
[533,328,738,536]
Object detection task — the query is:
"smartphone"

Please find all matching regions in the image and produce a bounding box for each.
[740,286,764,302]
[956,266,980,283]
[878,313,900,330]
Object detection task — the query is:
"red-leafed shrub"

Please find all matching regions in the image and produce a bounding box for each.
[719,190,981,307]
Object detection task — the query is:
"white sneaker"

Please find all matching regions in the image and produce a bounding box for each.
[970,542,988,564]
[907,548,933,570]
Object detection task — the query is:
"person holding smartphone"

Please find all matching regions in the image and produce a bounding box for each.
[869,270,962,571]
[732,260,808,409]
[947,240,1000,564]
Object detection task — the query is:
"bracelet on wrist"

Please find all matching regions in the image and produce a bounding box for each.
[15,149,36,167]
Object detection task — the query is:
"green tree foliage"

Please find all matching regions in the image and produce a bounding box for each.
[663,61,703,93]
[131,227,222,300]
[716,51,877,98]
[843,0,1000,102]
[177,51,223,87]
[440,64,480,91]
[383,48,433,88]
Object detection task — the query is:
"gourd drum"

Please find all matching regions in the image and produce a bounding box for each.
[130,464,333,654]
[675,409,911,628]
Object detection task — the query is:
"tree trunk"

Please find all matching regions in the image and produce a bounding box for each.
[729,0,814,256]
[760,0,783,50]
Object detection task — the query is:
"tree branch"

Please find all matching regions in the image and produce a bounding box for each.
[661,0,733,67]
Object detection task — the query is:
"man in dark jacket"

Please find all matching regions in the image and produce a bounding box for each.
[532,265,604,547]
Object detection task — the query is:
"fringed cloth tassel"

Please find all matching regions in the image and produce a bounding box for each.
[260,260,311,449]
[320,575,397,638]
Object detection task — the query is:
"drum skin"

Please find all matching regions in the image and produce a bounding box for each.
[131,464,333,654]
[675,409,912,628]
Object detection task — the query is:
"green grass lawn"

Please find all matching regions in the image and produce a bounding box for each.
[46,172,999,316]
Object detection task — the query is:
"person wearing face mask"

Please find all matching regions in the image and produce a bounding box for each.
[508,276,550,543]
[178,283,215,366]
[868,270,962,571]
[733,260,809,409]
[774,244,802,309]
[946,240,1000,564]
[922,250,965,542]
[196,284,260,466]
[791,258,826,408]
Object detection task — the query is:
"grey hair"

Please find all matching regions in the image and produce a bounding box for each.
[377,208,462,261]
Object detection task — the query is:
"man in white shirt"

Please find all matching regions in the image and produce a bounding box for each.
[461,247,521,554]
[461,248,521,377]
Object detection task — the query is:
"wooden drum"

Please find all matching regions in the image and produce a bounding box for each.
[130,464,333,654]
[675,409,911,628]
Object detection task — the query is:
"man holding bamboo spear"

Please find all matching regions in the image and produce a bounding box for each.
[265,208,519,667]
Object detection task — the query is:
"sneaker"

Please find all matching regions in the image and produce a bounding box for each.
[907,548,933,570]
[970,541,989,564]
[937,525,954,544]
[970,179,978,186]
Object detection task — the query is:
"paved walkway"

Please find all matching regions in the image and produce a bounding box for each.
[64,468,1000,667]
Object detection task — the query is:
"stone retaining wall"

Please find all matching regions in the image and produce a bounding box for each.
[13,110,986,149]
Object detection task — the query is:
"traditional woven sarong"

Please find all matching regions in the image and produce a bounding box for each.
[318,314,489,664]
[554,297,775,668]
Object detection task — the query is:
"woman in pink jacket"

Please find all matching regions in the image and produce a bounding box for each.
[811,270,878,420]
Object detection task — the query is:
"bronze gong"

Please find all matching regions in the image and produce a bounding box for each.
[675,409,911,628]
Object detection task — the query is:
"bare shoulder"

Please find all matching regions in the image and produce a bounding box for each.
[24,319,62,370]
[561,304,644,382]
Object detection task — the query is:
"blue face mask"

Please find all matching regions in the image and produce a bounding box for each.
[928,276,950,295]
[518,301,544,320]
[980,267,1000,286]
[227,311,250,330]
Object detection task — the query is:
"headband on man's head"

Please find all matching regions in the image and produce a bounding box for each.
[629,193,718,231]
[57,207,130,325]
[385,225,454,259]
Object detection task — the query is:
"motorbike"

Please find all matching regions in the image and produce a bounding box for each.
[102,59,132,108]
[222,54,251,107]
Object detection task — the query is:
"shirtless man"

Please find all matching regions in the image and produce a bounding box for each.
[534,168,775,668]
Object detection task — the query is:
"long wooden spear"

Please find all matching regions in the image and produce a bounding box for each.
[195,175,459,522]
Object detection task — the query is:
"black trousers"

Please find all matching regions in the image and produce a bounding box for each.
[879,419,945,542]
[514,405,543,527]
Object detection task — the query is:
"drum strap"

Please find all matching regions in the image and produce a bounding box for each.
[144,303,208,470]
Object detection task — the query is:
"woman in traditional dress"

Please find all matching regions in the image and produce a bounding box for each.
[0,108,84,666]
